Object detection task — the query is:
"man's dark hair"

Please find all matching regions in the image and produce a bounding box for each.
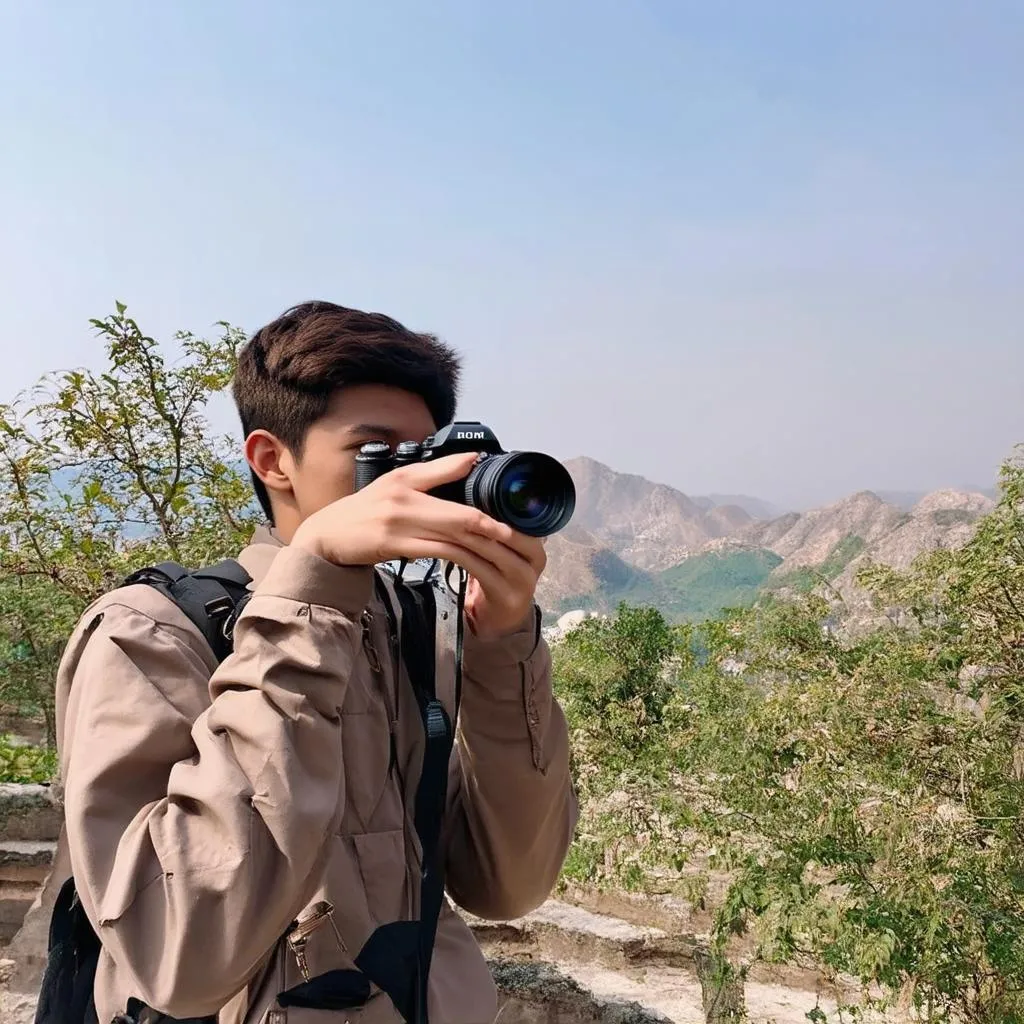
[233,300,461,521]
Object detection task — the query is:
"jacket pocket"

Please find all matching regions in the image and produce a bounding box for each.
[351,829,407,927]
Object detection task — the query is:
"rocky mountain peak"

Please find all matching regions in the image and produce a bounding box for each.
[560,456,752,572]
[911,489,995,517]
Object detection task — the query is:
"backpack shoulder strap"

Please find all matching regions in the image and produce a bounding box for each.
[33,875,101,1024]
[122,559,253,663]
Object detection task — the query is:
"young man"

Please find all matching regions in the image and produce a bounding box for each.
[53,302,577,1024]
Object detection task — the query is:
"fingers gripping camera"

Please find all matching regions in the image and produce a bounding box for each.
[354,421,576,538]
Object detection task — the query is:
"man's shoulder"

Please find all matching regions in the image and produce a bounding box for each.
[56,580,219,744]
[89,580,200,627]
[74,579,216,663]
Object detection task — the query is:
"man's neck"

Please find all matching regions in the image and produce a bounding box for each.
[270,511,300,544]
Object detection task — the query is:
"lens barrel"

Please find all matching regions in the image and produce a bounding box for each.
[464,452,575,537]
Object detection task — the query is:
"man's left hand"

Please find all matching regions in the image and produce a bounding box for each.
[459,524,546,642]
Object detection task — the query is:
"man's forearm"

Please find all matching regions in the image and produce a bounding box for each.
[444,609,578,920]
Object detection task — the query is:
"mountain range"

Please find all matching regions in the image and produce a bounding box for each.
[47,458,995,627]
[539,458,996,624]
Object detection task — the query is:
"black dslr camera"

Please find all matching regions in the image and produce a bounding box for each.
[353,421,576,538]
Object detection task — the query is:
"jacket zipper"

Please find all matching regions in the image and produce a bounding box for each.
[370,586,416,920]
[363,608,400,776]
[361,610,383,674]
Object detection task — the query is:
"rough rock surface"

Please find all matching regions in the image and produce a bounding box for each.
[3,833,68,993]
[492,959,670,1024]
[0,785,62,843]
[559,459,752,573]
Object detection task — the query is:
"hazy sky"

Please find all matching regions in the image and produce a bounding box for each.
[2,2,1021,510]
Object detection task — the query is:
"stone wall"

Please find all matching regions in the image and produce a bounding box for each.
[0,782,66,998]
[0,785,60,943]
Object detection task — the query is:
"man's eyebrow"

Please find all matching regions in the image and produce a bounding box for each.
[345,423,399,438]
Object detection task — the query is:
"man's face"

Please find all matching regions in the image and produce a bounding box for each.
[247,383,437,539]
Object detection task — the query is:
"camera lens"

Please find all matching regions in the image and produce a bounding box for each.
[465,452,575,537]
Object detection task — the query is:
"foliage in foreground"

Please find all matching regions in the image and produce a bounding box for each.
[0,734,58,784]
[0,304,258,743]
[554,450,1024,1023]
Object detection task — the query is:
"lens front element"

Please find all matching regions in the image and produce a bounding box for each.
[466,452,575,537]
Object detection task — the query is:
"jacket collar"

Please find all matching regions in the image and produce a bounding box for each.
[236,523,285,589]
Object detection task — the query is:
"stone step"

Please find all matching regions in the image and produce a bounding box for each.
[463,898,699,970]
[0,841,56,945]
[489,958,670,1024]
[0,842,56,879]
[468,900,895,1023]
[0,784,62,843]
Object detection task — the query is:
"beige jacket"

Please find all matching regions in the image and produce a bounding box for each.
[54,526,576,1024]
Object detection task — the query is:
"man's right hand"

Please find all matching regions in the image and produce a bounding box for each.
[291,452,522,571]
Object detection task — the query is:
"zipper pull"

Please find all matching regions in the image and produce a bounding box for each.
[289,936,311,983]
[287,899,347,981]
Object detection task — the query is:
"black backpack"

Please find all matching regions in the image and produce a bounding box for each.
[35,557,460,1024]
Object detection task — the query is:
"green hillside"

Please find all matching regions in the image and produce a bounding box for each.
[554,548,783,623]
[765,533,866,595]
[657,548,784,617]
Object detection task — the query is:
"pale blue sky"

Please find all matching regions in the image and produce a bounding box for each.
[1,1,1021,508]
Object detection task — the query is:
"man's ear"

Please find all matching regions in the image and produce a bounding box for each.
[245,430,296,500]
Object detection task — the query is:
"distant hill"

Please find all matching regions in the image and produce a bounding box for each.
[722,490,908,577]
[560,457,758,572]
[703,486,996,621]
[873,486,998,511]
[827,489,996,622]
[692,493,786,520]
[538,460,780,621]
[540,459,997,624]
[537,533,782,624]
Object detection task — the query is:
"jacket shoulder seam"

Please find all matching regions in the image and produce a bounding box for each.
[88,588,212,651]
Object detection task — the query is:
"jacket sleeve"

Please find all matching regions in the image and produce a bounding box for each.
[443,605,578,920]
[60,546,373,1019]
